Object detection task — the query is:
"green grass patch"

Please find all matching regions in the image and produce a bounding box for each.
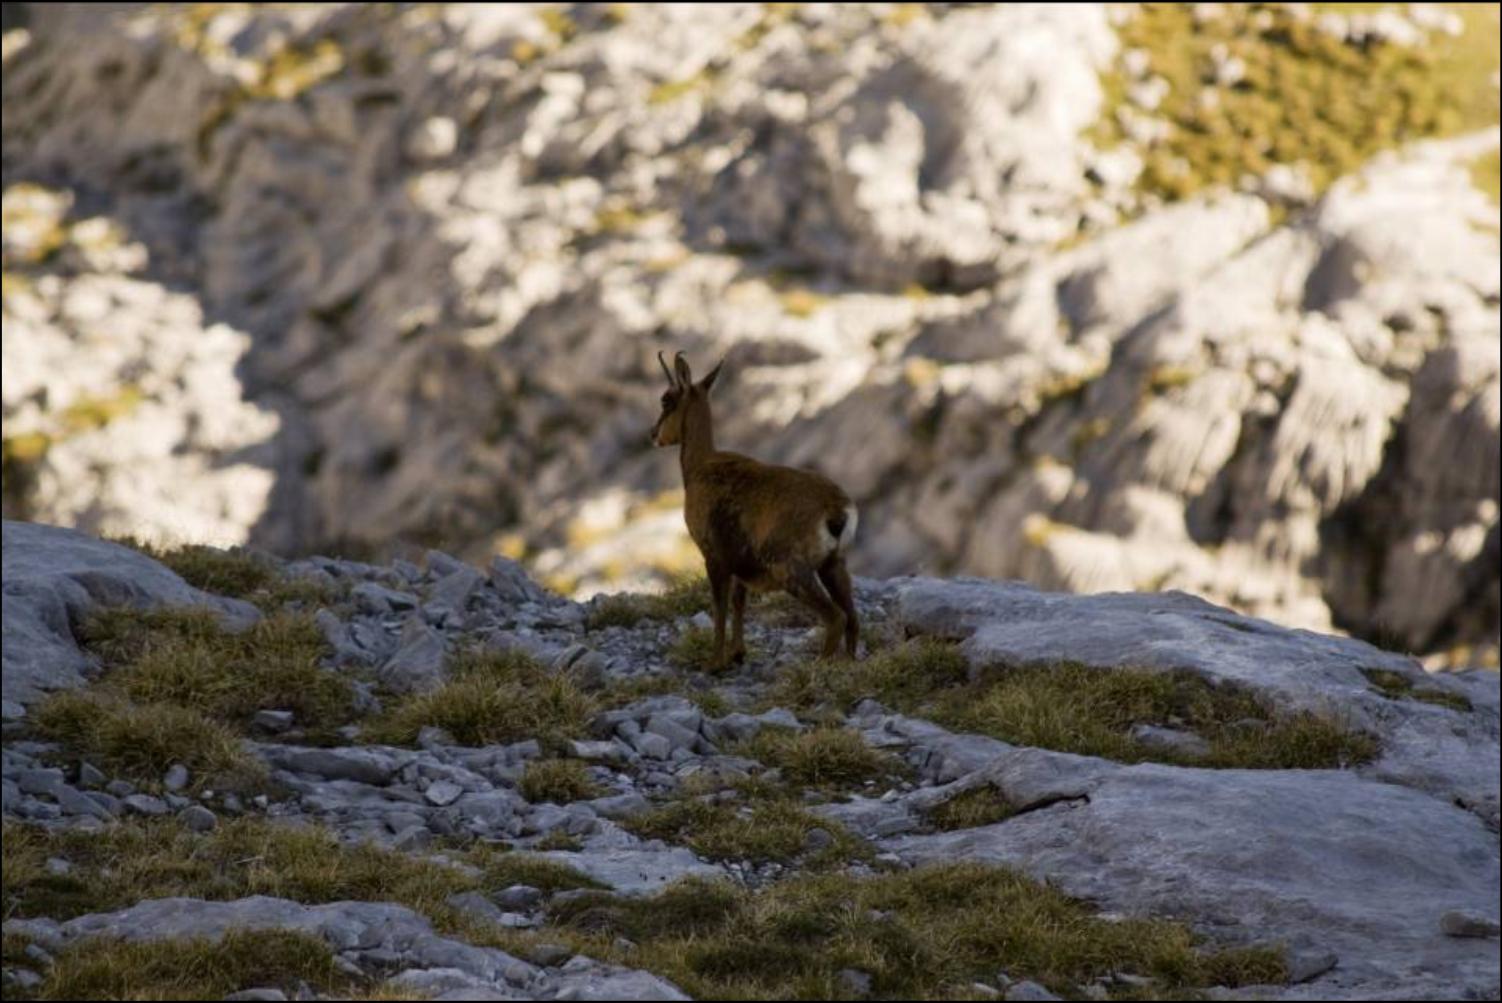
[519,759,601,804]
[739,727,900,789]
[586,575,711,629]
[2,817,599,926]
[1095,3,1502,202]
[1361,667,1472,712]
[34,929,355,1001]
[773,640,1377,770]
[544,864,1287,1000]
[920,785,1017,831]
[366,648,597,749]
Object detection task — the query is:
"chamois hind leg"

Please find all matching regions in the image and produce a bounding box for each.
[705,563,732,672]
[818,556,859,659]
[784,565,846,660]
[729,578,748,665]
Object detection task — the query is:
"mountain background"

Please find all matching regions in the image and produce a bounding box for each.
[3,2,1499,663]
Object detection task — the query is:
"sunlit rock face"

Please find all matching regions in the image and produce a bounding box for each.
[1,3,1497,659]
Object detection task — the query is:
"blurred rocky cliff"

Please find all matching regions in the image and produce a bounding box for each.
[2,3,1499,660]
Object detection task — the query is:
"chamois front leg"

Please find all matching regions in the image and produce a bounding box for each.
[730,578,748,665]
[706,563,732,672]
[785,565,846,660]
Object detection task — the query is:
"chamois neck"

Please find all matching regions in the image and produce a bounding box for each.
[678,396,716,476]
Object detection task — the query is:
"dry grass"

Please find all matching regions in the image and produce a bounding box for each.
[30,691,267,794]
[1,817,599,926]
[1361,667,1472,713]
[366,647,597,749]
[586,575,711,629]
[622,789,870,868]
[739,727,901,789]
[544,864,1287,1000]
[33,929,354,1001]
[519,759,601,804]
[773,640,1378,770]
[920,786,1017,831]
[105,538,339,611]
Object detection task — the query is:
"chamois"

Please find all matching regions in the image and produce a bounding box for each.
[651,351,859,670]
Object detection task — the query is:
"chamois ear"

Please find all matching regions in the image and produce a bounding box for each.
[658,351,678,387]
[698,357,724,393]
[673,352,694,387]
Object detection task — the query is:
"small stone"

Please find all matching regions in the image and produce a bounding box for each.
[2,970,42,992]
[77,762,106,788]
[495,884,543,910]
[1006,981,1061,1002]
[528,943,573,967]
[253,709,294,733]
[1439,910,1501,938]
[803,827,835,852]
[54,785,111,819]
[836,968,872,997]
[104,779,136,797]
[634,732,672,760]
[23,943,52,967]
[1286,949,1338,983]
[123,793,169,816]
[970,984,1001,999]
[223,991,289,1002]
[178,805,218,832]
[163,764,190,792]
[424,780,464,806]
[44,857,72,877]
[16,768,63,795]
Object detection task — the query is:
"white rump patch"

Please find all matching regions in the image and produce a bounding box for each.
[821,504,859,555]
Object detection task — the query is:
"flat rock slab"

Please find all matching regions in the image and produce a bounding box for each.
[886,745,1502,1001]
[537,847,722,896]
[1,520,259,710]
[893,577,1501,825]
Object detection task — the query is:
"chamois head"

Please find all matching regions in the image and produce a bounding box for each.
[651,351,722,447]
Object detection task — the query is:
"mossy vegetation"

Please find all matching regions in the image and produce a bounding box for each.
[544,864,1287,1000]
[366,647,597,749]
[1095,3,1502,202]
[772,639,1378,770]
[1,817,598,926]
[1361,667,1472,712]
[667,625,719,669]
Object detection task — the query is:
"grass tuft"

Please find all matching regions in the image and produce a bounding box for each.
[519,759,601,804]
[921,785,1017,831]
[105,538,339,611]
[366,647,597,749]
[586,575,711,630]
[1361,667,1472,712]
[31,691,267,793]
[622,790,869,868]
[739,727,899,789]
[81,607,352,737]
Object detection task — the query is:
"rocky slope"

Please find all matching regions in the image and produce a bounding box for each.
[3,519,1499,1000]
[2,3,1499,662]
